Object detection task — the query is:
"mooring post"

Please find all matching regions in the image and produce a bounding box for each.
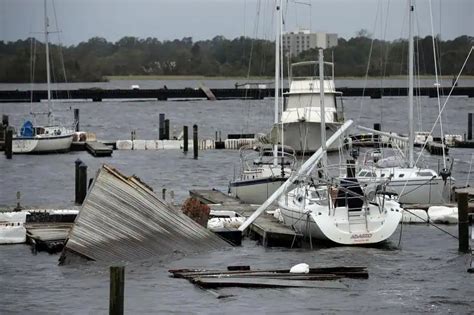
[74,108,80,132]
[109,266,125,315]
[5,127,13,159]
[75,159,82,203]
[183,126,188,153]
[468,113,472,141]
[159,113,165,140]
[2,114,8,126]
[77,162,88,205]
[457,192,470,253]
[193,124,198,159]
[162,188,167,200]
[347,159,356,178]
[164,119,170,140]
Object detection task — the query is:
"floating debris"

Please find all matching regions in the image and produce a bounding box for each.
[170,265,367,289]
[60,165,229,264]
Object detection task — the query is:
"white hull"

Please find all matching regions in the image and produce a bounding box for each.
[230,177,288,204]
[279,196,402,245]
[13,134,73,153]
[271,121,344,153]
[361,177,452,205]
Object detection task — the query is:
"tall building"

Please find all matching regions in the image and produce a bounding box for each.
[282,30,338,57]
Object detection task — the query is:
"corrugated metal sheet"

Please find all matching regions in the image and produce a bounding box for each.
[62,165,228,262]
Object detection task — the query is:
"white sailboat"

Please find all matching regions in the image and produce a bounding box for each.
[12,0,74,154]
[355,0,454,205]
[270,60,345,154]
[277,49,403,245]
[229,1,297,204]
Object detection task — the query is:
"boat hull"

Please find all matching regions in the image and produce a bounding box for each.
[271,121,344,154]
[229,177,289,204]
[278,198,402,245]
[360,177,453,205]
[13,134,73,154]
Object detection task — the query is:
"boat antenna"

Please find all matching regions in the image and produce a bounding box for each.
[408,0,414,168]
[44,0,52,126]
[319,48,327,168]
[273,0,281,166]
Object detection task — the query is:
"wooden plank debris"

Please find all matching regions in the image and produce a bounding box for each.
[60,165,229,263]
[170,265,367,289]
[192,277,346,289]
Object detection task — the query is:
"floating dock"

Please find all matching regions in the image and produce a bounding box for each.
[85,141,113,157]
[190,189,303,248]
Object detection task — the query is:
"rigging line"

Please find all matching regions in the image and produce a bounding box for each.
[380,0,393,127]
[429,0,446,168]
[244,0,262,132]
[356,0,381,124]
[414,46,474,167]
[466,154,474,187]
[402,208,459,240]
[414,12,423,131]
[52,0,71,101]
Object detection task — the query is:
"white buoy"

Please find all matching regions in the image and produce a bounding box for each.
[289,263,309,274]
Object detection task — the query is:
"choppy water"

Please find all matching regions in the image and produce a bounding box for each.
[0,80,473,314]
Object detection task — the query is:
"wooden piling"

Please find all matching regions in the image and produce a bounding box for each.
[5,127,13,159]
[457,192,470,253]
[162,188,167,200]
[2,114,8,126]
[74,108,80,132]
[159,113,165,140]
[468,113,472,141]
[164,119,170,140]
[76,162,88,205]
[75,159,82,203]
[193,124,198,159]
[183,126,188,153]
[109,266,125,315]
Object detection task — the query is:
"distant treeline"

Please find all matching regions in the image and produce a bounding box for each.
[0,34,472,82]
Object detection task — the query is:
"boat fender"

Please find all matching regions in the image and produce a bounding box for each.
[290,263,309,274]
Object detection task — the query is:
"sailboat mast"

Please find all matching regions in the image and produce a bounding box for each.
[273,0,281,164]
[44,0,52,125]
[408,0,414,168]
[319,49,327,165]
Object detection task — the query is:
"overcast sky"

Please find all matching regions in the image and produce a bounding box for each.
[1,0,472,45]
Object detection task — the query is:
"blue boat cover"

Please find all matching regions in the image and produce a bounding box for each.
[20,120,34,137]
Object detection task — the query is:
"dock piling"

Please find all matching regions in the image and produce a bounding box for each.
[183,126,188,153]
[75,162,88,205]
[159,113,165,140]
[5,126,13,159]
[109,266,125,315]
[2,114,8,126]
[164,119,170,140]
[162,188,167,200]
[193,125,198,159]
[468,113,472,141]
[74,108,80,132]
[457,192,470,253]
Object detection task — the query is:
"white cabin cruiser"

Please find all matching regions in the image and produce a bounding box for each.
[270,60,345,154]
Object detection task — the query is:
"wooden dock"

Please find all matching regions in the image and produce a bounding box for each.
[26,222,73,253]
[190,189,303,248]
[85,141,113,157]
